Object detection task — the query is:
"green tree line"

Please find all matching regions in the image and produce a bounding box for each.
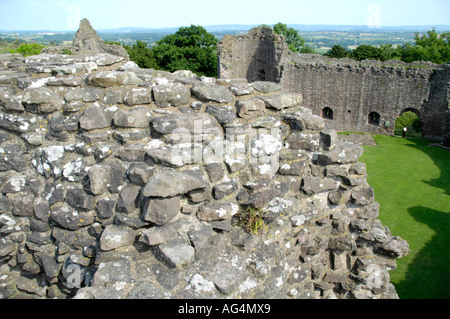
[325,29,449,64]
[107,25,218,77]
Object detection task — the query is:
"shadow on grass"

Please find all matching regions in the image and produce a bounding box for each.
[395,206,450,299]
[394,139,450,298]
[405,138,450,196]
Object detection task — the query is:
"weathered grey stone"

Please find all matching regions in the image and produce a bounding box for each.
[87,71,142,88]
[207,258,248,295]
[316,142,364,165]
[236,99,265,119]
[35,253,61,279]
[114,107,152,128]
[301,177,338,195]
[95,197,116,219]
[127,164,155,186]
[259,93,302,110]
[244,181,281,209]
[142,196,180,226]
[99,225,139,251]
[191,81,234,103]
[143,170,207,198]
[213,180,239,200]
[146,143,203,168]
[153,82,191,107]
[321,130,339,151]
[64,87,105,102]
[140,225,178,246]
[74,287,125,299]
[151,113,221,136]
[156,238,195,268]
[0,239,16,257]
[49,112,81,132]
[41,182,65,206]
[204,162,225,183]
[0,86,24,111]
[351,186,375,206]
[87,164,124,195]
[290,214,307,226]
[206,104,236,124]
[252,81,282,93]
[116,184,141,214]
[187,224,214,252]
[0,112,43,134]
[92,258,135,286]
[16,274,47,297]
[50,204,95,230]
[12,195,35,217]
[116,143,146,162]
[328,185,351,206]
[278,160,308,176]
[0,144,30,172]
[376,236,410,258]
[328,235,357,251]
[286,132,321,151]
[126,281,164,299]
[47,76,85,87]
[52,226,97,248]
[124,88,152,106]
[250,133,282,157]
[282,108,325,131]
[79,104,117,130]
[229,82,255,96]
[22,87,64,113]
[197,202,239,221]
[65,187,95,211]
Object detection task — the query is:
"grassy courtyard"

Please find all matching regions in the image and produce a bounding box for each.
[359,135,450,299]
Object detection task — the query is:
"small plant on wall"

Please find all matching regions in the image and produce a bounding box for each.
[236,207,268,235]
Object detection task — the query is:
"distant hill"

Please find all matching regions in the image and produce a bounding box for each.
[1,24,449,35]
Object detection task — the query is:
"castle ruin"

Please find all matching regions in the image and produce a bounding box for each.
[218,26,450,145]
[0,21,413,299]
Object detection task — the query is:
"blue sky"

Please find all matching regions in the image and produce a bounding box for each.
[0,0,449,31]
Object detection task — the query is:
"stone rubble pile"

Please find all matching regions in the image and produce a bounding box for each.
[0,46,409,299]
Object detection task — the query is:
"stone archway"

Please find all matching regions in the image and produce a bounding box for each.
[395,108,423,137]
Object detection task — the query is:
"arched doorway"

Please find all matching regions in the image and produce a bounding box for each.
[395,108,423,138]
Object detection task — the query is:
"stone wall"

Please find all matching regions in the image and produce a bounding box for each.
[218,26,288,83]
[218,27,450,143]
[0,50,409,299]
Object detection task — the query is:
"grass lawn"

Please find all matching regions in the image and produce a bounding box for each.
[359,135,450,299]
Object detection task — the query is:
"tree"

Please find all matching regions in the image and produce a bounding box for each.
[152,25,218,77]
[378,44,401,61]
[325,45,351,59]
[350,45,383,61]
[300,45,316,54]
[127,41,159,70]
[272,22,305,53]
[10,43,46,56]
[399,29,449,64]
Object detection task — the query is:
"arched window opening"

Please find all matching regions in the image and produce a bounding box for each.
[322,107,334,120]
[368,112,381,126]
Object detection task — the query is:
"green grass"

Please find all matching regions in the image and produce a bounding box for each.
[359,135,450,299]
